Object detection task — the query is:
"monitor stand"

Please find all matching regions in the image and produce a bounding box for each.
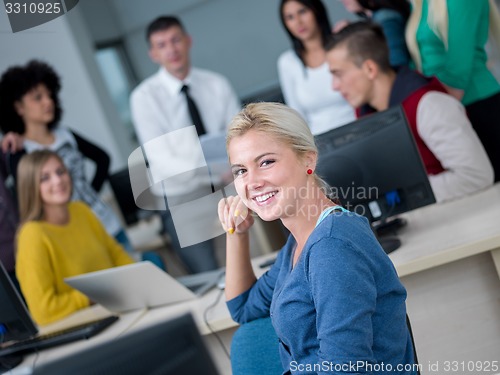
[0,354,23,372]
[373,217,407,237]
[372,216,407,254]
[378,236,401,254]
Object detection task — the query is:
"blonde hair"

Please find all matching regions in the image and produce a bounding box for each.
[406,0,500,71]
[17,150,70,225]
[227,102,333,197]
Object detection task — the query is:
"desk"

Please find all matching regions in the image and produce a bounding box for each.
[11,185,500,375]
[8,253,275,375]
[388,184,500,373]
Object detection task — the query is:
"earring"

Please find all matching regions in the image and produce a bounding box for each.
[306,169,313,175]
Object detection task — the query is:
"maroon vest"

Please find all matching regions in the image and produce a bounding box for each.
[401,77,446,175]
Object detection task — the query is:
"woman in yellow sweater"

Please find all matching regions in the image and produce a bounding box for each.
[15,150,134,325]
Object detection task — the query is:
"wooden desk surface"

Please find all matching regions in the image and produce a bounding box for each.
[389,183,500,277]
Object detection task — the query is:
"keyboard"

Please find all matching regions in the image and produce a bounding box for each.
[0,315,119,358]
[177,268,225,296]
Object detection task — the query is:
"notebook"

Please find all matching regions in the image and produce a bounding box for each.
[0,262,118,368]
[64,262,224,313]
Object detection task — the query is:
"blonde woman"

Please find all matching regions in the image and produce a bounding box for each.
[16,150,133,325]
[406,0,500,181]
[218,103,417,374]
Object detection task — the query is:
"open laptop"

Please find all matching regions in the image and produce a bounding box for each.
[64,262,224,314]
[0,262,118,371]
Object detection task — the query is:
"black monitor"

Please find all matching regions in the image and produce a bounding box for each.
[0,261,37,370]
[0,262,37,344]
[315,106,435,241]
[34,313,219,375]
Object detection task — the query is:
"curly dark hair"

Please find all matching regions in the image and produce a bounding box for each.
[0,60,62,135]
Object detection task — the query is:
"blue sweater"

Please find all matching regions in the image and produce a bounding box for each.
[227,211,417,374]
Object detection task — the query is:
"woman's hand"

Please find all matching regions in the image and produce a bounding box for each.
[218,195,254,235]
[1,132,24,153]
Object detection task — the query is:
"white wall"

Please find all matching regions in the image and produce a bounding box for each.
[0,7,132,171]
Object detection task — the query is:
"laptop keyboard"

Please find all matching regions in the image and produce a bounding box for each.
[0,315,119,358]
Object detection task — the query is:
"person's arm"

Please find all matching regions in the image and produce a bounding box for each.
[436,0,486,92]
[1,132,24,153]
[219,195,280,323]
[80,201,135,266]
[71,131,110,192]
[16,224,90,325]
[218,196,255,300]
[277,52,307,120]
[101,231,135,266]
[418,92,494,202]
[307,237,377,373]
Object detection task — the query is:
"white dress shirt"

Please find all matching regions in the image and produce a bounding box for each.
[277,50,355,135]
[130,67,240,144]
[130,67,240,198]
[417,92,493,202]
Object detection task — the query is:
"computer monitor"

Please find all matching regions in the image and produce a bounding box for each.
[315,105,435,225]
[0,262,36,370]
[34,313,219,375]
[0,262,37,343]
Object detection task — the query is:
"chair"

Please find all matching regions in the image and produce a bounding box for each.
[108,168,166,270]
[230,317,283,375]
[231,316,419,375]
[407,315,421,375]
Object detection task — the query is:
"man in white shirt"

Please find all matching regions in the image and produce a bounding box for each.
[130,16,240,273]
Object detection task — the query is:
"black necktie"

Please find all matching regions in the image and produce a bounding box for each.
[181,84,206,136]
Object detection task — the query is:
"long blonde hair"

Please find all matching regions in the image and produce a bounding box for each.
[17,150,70,225]
[406,0,500,71]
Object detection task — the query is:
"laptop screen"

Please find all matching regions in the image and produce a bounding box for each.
[0,262,37,343]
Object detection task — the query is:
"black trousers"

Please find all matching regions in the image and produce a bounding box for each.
[466,91,500,182]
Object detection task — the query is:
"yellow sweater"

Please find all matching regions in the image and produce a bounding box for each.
[16,201,134,325]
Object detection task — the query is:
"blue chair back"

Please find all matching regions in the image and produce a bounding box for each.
[231,317,283,375]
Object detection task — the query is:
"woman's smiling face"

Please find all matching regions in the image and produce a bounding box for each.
[228,129,312,222]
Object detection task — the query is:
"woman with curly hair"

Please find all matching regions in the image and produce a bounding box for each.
[0,60,131,250]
